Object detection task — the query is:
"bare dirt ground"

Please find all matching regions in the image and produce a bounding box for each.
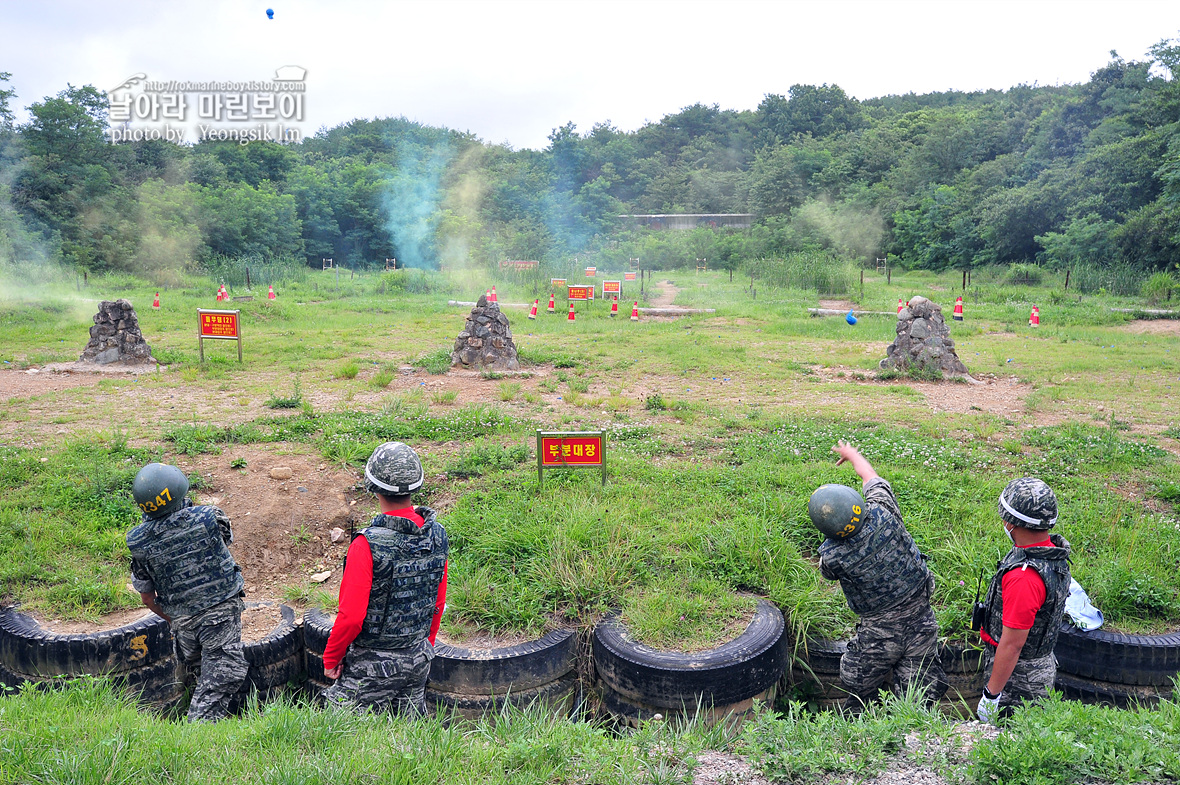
[812,367,1035,419]
[1120,319,1180,335]
[0,368,111,402]
[650,280,681,308]
[33,607,155,633]
[179,444,368,602]
[241,602,285,643]
[819,299,857,311]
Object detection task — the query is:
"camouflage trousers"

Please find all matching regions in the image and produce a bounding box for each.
[982,648,1056,716]
[173,597,248,722]
[840,601,948,713]
[322,640,434,716]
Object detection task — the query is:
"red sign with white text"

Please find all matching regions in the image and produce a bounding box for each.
[567,285,593,301]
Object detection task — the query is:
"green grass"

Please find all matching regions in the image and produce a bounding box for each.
[7,678,1180,784]
[333,359,360,380]
[621,577,758,651]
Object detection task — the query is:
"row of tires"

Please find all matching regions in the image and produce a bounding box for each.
[2,600,1176,720]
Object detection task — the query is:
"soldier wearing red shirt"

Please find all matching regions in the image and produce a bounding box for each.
[321,442,448,715]
[976,477,1071,723]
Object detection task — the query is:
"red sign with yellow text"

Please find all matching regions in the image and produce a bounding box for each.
[602,280,621,295]
[567,285,593,301]
[584,267,597,277]
[624,272,637,281]
[539,435,603,466]
[551,278,566,289]
[200,311,239,338]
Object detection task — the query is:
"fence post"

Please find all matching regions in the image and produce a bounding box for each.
[1064,269,1071,291]
[962,269,966,290]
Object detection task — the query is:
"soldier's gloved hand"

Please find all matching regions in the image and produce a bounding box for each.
[976,687,1002,724]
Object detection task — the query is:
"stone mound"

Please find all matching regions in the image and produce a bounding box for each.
[79,299,156,365]
[451,295,520,372]
[880,295,968,377]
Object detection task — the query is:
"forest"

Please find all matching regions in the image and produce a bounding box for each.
[0,37,1178,284]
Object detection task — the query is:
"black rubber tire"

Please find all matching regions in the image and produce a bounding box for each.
[1054,623,1180,687]
[600,680,777,726]
[302,608,335,690]
[0,653,185,708]
[941,641,985,699]
[229,602,303,712]
[428,673,578,720]
[0,605,172,677]
[593,598,788,710]
[783,636,847,704]
[1054,671,1169,708]
[428,629,576,694]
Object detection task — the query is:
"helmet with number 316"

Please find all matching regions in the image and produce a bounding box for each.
[132,463,189,518]
[808,483,866,540]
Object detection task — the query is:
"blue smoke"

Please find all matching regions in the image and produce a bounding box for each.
[382,139,452,269]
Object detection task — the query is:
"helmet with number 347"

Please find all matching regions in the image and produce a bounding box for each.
[132,463,189,518]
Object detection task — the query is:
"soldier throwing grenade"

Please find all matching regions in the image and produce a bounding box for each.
[127,463,248,722]
[321,442,448,714]
[810,441,947,713]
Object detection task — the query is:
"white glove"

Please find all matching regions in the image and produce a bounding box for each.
[977,689,1002,723]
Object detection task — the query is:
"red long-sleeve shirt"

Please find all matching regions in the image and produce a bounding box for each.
[322,507,447,671]
[979,537,1051,647]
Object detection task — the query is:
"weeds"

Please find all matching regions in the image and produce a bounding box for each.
[412,348,452,375]
[265,377,302,409]
[498,381,522,401]
[334,359,360,379]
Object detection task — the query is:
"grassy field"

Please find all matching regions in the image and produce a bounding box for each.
[1,266,1179,646]
[2,678,1179,784]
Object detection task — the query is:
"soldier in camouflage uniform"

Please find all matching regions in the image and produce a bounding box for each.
[976,477,1070,723]
[321,442,448,715]
[127,463,247,722]
[812,441,947,713]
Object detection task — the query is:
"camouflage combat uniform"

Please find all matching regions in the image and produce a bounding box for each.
[128,501,247,722]
[819,477,947,711]
[323,507,448,715]
[981,533,1071,714]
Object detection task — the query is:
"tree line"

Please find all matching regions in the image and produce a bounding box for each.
[0,37,1177,281]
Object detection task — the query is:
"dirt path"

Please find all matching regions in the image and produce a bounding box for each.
[650,280,681,308]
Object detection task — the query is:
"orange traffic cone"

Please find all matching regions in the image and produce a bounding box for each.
[567,301,576,322]
[547,293,555,313]
[216,286,223,302]
[630,301,639,321]
[953,296,963,321]
[1030,306,1040,327]
[490,286,498,303]
[152,292,160,310]
[528,299,538,320]
[484,289,490,302]
[268,284,276,301]
[897,298,903,314]
[609,296,618,317]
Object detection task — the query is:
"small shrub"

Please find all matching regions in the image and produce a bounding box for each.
[412,349,452,375]
[447,443,530,479]
[498,381,521,401]
[334,360,360,380]
[370,369,394,389]
[1142,271,1177,305]
[1003,263,1044,286]
[230,458,247,469]
[645,393,668,411]
[265,378,302,409]
[431,390,458,405]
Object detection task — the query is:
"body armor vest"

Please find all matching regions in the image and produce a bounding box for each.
[819,505,931,616]
[983,534,1071,659]
[126,505,243,619]
[353,508,448,651]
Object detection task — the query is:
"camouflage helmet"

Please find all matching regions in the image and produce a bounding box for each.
[364,442,424,496]
[998,477,1058,530]
[808,483,867,540]
[132,463,189,518]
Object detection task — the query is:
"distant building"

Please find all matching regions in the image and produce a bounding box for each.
[618,214,754,231]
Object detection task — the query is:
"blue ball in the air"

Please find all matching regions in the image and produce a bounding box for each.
[845,310,858,325]
[266,8,274,18]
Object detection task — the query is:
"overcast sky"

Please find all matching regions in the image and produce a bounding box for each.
[2,0,1176,150]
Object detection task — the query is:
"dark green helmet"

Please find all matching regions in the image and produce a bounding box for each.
[132,463,189,518]
[808,484,866,540]
[364,442,424,496]
[999,477,1058,530]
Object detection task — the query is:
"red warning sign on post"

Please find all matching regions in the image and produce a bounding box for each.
[199,311,239,338]
[539,434,603,466]
[584,267,597,277]
[602,280,621,296]
[567,285,593,301]
[624,272,637,281]
[551,278,566,289]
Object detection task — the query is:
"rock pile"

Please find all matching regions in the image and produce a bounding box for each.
[79,299,156,365]
[451,295,520,371]
[880,295,969,377]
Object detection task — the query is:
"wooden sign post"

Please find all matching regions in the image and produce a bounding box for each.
[537,430,606,486]
[197,309,243,362]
